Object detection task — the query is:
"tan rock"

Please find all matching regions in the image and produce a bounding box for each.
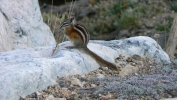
[59,88,71,97]
[119,64,139,76]
[55,98,67,100]
[71,78,83,87]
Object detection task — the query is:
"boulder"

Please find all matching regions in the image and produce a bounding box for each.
[0,0,56,52]
[92,36,170,65]
[0,36,170,100]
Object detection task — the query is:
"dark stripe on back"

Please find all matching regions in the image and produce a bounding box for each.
[72,27,84,43]
[75,24,89,44]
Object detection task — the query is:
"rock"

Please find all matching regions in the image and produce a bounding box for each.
[119,64,139,76]
[59,88,71,98]
[99,95,110,100]
[83,82,91,88]
[55,98,67,100]
[99,94,112,100]
[0,0,56,52]
[164,98,177,100]
[91,84,97,87]
[46,95,55,100]
[96,74,105,78]
[59,80,69,88]
[46,95,66,100]
[132,54,142,60]
[92,36,170,65]
[0,36,170,100]
[71,78,83,87]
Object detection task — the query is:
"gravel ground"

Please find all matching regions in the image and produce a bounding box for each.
[21,55,177,100]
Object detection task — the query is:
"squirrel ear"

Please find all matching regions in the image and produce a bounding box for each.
[71,17,76,25]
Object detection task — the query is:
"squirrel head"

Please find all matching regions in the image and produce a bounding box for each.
[60,17,76,29]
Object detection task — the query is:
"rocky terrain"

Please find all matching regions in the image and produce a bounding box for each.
[18,0,177,100]
[0,0,177,100]
[23,55,177,100]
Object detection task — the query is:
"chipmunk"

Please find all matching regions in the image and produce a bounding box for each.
[60,17,118,70]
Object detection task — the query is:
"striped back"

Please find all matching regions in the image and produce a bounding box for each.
[60,17,90,45]
[73,24,90,45]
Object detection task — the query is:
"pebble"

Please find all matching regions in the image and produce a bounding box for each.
[46,95,55,100]
[99,95,110,100]
[56,98,67,100]
[59,88,71,97]
[91,84,97,87]
[59,80,69,88]
[96,73,105,78]
[71,78,83,87]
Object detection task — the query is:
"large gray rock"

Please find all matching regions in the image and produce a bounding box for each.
[92,36,170,65]
[0,0,56,52]
[0,36,170,100]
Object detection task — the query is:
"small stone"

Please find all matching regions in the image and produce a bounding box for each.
[71,78,83,87]
[46,95,55,100]
[108,70,113,75]
[59,88,71,98]
[100,71,106,75]
[80,77,88,82]
[135,73,139,76]
[91,84,97,87]
[112,94,118,99]
[119,64,139,76]
[59,80,69,88]
[104,67,109,70]
[99,95,110,100]
[36,91,41,96]
[55,98,66,100]
[83,82,91,88]
[126,57,133,62]
[96,74,105,78]
[132,54,142,60]
[131,62,136,66]
[71,91,77,95]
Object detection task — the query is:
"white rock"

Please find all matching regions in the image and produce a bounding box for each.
[92,36,170,65]
[71,78,83,87]
[91,84,97,87]
[96,74,105,78]
[0,0,56,52]
[0,36,171,100]
[46,95,55,100]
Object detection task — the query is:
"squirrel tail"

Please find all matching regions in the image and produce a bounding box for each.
[82,47,117,70]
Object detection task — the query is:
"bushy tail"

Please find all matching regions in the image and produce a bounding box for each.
[83,47,117,70]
